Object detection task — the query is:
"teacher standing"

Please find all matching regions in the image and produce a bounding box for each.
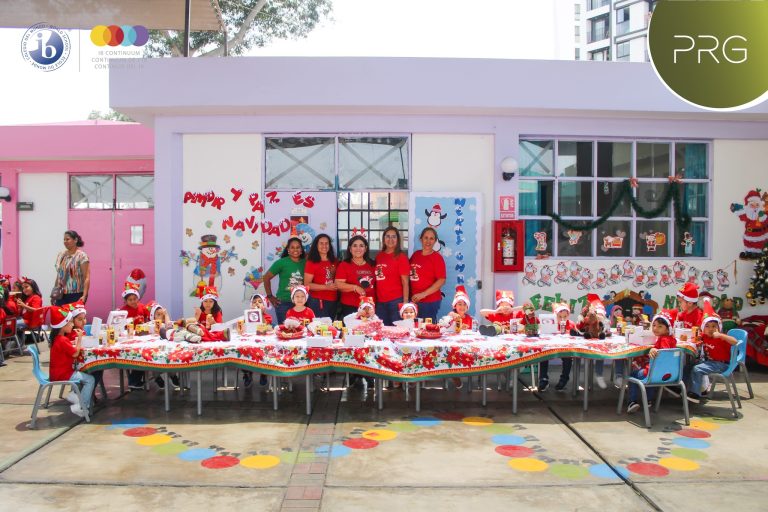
[409,227,446,322]
[374,227,409,325]
[304,233,338,319]
[262,237,306,324]
[53,230,90,306]
[335,235,376,318]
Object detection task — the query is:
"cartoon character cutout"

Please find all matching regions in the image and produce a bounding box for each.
[533,231,548,252]
[633,265,646,288]
[577,268,593,290]
[554,262,569,284]
[646,266,658,288]
[537,265,553,287]
[681,232,696,255]
[181,234,237,295]
[659,265,673,287]
[621,259,635,281]
[523,262,538,285]
[608,264,622,285]
[425,203,447,227]
[566,230,583,246]
[594,268,608,289]
[730,188,768,259]
[716,269,730,291]
[701,270,715,291]
[569,261,583,283]
[673,261,687,283]
[687,266,699,284]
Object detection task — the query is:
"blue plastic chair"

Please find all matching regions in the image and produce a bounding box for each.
[705,330,748,417]
[27,346,90,428]
[617,348,690,428]
[709,328,753,400]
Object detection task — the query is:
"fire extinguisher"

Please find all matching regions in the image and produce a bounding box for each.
[502,228,515,266]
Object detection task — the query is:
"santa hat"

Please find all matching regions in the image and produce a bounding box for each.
[552,302,570,316]
[745,190,761,203]
[452,285,470,308]
[358,296,375,311]
[586,294,606,317]
[129,268,146,281]
[290,285,309,301]
[251,293,269,307]
[495,290,515,307]
[677,282,699,303]
[147,301,164,320]
[398,302,418,316]
[701,298,722,330]
[652,308,678,329]
[199,285,219,303]
[121,281,141,299]
[430,204,442,213]
[50,301,86,328]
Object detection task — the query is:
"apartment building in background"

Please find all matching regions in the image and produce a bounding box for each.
[574,0,657,62]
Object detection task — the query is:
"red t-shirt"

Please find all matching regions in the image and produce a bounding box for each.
[453,314,474,328]
[336,260,376,307]
[677,307,703,329]
[409,251,446,303]
[197,310,223,324]
[485,311,523,324]
[50,334,77,381]
[6,298,19,317]
[22,294,43,325]
[375,251,410,303]
[636,334,678,373]
[263,312,274,324]
[304,259,338,302]
[702,333,732,363]
[286,307,316,323]
[121,303,151,324]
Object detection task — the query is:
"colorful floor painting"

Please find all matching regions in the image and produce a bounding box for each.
[107,412,737,479]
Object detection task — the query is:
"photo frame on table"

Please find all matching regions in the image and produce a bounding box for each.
[539,313,557,335]
[244,308,263,333]
[105,310,129,333]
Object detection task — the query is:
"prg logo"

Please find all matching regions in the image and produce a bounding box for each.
[21,22,71,71]
[90,25,149,47]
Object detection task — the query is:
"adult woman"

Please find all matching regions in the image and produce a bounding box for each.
[53,231,90,306]
[262,237,306,324]
[374,227,409,325]
[15,278,43,330]
[335,235,376,318]
[409,227,446,322]
[304,234,338,319]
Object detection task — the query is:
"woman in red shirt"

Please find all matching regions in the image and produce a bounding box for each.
[304,234,338,319]
[335,235,376,318]
[375,227,410,326]
[409,227,446,322]
[15,278,43,330]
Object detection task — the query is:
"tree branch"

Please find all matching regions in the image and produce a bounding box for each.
[165,29,183,57]
[201,0,268,57]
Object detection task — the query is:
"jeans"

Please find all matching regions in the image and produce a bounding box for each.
[376,298,403,326]
[416,300,441,323]
[689,360,729,395]
[628,368,657,404]
[274,301,293,324]
[539,357,573,383]
[55,292,84,306]
[307,297,338,320]
[72,371,95,408]
[595,359,624,378]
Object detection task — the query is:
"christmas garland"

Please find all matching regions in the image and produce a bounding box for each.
[549,179,692,232]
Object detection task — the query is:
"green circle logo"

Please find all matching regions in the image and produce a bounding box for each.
[649,1,768,111]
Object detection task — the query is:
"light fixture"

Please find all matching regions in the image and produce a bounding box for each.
[0,186,11,201]
[500,157,518,181]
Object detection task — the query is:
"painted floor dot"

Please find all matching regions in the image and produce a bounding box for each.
[388,422,421,433]
[135,434,172,446]
[659,457,700,471]
[316,445,352,458]
[411,417,442,427]
[435,412,465,421]
[123,427,157,437]
[240,455,281,469]
[343,438,379,450]
[483,424,518,435]
[108,417,148,429]
[491,434,526,446]
[362,429,398,441]
[549,464,590,480]
[178,448,218,461]
[508,458,548,472]
[462,416,494,426]
[626,462,669,477]
[671,438,710,449]
[670,448,708,461]
[690,419,720,431]
[675,428,711,439]
[202,455,240,469]
[495,445,534,458]
[152,443,188,456]
[706,416,738,424]
[589,464,629,479]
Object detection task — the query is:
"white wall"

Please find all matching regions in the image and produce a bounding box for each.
[18,173,68,299]
[412,134,494,310]
[182,134,263,320]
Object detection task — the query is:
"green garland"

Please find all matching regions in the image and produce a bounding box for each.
[549,180,692,232]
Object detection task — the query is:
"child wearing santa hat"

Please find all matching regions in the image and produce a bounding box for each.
[442,285,473,329]
[676,282,704,329]
[626,309,679,414]
[195,286,223,328]
[538,303,577,392]
[685,299,738,403]
[479,290,523,336]
[120,282,150,324]
[49,302,94,418]
[285,285,315,323]
[398,302,418,321]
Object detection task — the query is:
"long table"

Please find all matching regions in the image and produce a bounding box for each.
[79,332,696,415]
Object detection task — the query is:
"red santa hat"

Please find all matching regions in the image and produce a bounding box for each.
[129,268,146,281]
[199,285,219,303]
[146,301,164,320]
[652,308,678,329]
[251,293,269,307]
[701,298,722,330]
[495,290,515,308]
[677,282,699,303]
[552,302,570,316]
[452,285,470,308]
[50,301,86,329]
[430,204,442,213]
[121,281,141,299]
[290,285,309,301]
[745,190,761,203]
[358,296,375,311]
[398,302,418,316]
[586,294,606,317]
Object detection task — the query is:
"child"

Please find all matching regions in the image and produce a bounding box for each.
[626,309,679,413]
[120,282,150,324]
[686,299,738,402]
[242,294,273,388]
[195,286,223,328]
[146,302,182,390]
[479,290,523,336]
[538,303,577,392]
[442,285,474,330]
[399,302,418,320]
[676,282,703,329]
[285,285,315,323]
[15,277,43,332]
[49,302,95,418]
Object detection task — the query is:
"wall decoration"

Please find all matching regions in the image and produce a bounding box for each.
[700,271,715,291]
[554,262,569,284]
[425,203,447,227]
[533,231,548,252]
[537,265,553,287]
[640,231,666,252]
[659,265,673,287]
[577,268,593,290]
[601,231,626,252]
[251,240,259,250]
[566,230,583,246]
[673,261,687,283]
[523,262,538,286]
[687,266,699,284]
[185,228,193,237]
[227,267,236,277]
[568,261,583,283]
[622,260,635,281]
[607,265,622,285]
[716,269,730,291]
[646,266,658,288]
[262,191,336,264]
[681,232,696,255]
[632,265,646,288]
[223,234,231,244]
[730,188,768,260]
[594,268,608,289]
[179,234,237,293]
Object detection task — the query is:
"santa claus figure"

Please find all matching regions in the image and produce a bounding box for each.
[730,189,768,259]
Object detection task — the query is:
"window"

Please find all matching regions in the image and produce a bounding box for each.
[588,0,610,10]
[574,3,581,19]
[265,137,335,189]
[337,192,409,254]
[575,48,581,60]
[589,48,610,61]
[616,42,630,61]
[588,15,609,42]
[616,7,630,36]
[70,174,154,210]
[518,139,710,258]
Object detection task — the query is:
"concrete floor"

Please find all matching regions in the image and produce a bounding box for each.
[1,345,767,511]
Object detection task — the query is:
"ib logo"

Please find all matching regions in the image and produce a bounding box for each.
[21,22,71,71]
[649,1,768,111]
[90,25,149,47]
